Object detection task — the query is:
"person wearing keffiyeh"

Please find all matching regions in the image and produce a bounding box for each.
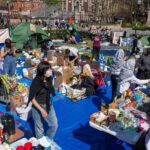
[110,49,125,101]
[117,58,150,96]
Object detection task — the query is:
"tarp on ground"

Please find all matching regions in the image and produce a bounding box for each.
[0,28,10,43]
[12,22,49,49]
[140,36,150,46]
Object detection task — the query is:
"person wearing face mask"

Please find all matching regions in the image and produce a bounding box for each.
[28,61,58,140]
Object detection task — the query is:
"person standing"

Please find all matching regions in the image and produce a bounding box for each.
[137,48,150,79]
[0,39,16,77]
[130,34,138,56]
[92,34,101,61]
[28,61,58,139]
[117,58,150,97]
[110,49,125,101]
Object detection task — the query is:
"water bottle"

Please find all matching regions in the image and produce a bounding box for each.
[100,62,104,71]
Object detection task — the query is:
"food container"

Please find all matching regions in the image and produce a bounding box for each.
[109,111,116,122]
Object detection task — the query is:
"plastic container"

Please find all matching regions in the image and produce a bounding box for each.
[16,146,24,150]
[24,142,32,150]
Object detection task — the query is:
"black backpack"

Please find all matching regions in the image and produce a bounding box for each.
[81,76,95,96]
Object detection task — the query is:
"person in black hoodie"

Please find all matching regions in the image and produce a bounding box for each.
[28,61,58,139]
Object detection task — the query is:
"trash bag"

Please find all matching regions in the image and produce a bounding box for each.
[1,114,15,137]
[81,76,95,96]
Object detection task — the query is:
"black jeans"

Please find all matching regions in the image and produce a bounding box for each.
[92,47,100,60]
[111,74,119,100]
[130,47,139,57]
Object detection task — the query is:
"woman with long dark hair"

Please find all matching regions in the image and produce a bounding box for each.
[28,61,58,139]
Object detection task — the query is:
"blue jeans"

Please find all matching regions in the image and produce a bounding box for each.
[4,55,16,76]
[32,104,58,139]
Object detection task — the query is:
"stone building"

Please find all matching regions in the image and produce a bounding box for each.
[61,0,93,22]
[0,0,45,18]
[62,0,147,23]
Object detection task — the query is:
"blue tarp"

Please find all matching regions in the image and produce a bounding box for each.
[0,43,4,49]
[0,63,135,150]
[0,95,133,150]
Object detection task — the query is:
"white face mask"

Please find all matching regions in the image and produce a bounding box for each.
[45,69,52,77]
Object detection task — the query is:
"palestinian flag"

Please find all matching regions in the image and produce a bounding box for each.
[69,16,76,31]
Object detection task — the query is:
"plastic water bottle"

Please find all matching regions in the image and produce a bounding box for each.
[99,54,104,71]
[100,62,104,71]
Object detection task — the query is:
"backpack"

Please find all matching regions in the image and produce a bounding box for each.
[81,76,95,96]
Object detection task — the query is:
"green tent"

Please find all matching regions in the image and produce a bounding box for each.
[12,22,49,49]
[140,36,150,47]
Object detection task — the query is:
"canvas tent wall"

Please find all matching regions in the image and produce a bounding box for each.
[140,36,150,46]
[12,22,49,49]
[0,28,10,44]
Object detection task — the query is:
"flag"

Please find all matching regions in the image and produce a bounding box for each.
[69,16,74,25]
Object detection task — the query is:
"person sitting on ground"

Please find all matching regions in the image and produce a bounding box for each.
[64,34,69,43]
[117,58,150,99]
[68,35,77,44]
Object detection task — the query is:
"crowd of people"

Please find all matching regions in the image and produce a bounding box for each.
[1,23,150,149]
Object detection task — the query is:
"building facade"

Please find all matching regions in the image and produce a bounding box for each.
[62,0,147,23]
[62,0,93,22]
[0,0,45,18]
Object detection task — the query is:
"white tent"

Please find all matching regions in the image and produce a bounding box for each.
[0,28,10,43]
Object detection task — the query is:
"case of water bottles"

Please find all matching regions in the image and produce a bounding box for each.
[99,54,109,72]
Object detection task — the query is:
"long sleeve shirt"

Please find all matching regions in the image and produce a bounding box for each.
[118,75,149,94]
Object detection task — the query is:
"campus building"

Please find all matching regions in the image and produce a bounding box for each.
[61,0,93,22]
[0,0,45,18]
[61,0,147,23]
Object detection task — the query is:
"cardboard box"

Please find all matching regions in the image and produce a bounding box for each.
[57,56,64,66]
[62,67,73,84]
[54,71,63,89]
[47,50,56,60]
[55,52,65,66]
[10,95,24,113]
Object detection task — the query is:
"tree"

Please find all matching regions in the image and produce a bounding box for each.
[44,0,62,5]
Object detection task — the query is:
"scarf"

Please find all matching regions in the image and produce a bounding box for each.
[110,49,125,74]
[119,58,136,81]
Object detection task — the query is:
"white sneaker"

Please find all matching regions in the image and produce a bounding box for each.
[38,136,50,148]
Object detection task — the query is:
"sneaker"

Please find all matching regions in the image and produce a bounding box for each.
[38,136,50,148]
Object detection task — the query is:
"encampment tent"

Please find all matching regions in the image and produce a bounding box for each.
[140,36,150,46]
[12,22,49,49]
[0,28,10,44]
